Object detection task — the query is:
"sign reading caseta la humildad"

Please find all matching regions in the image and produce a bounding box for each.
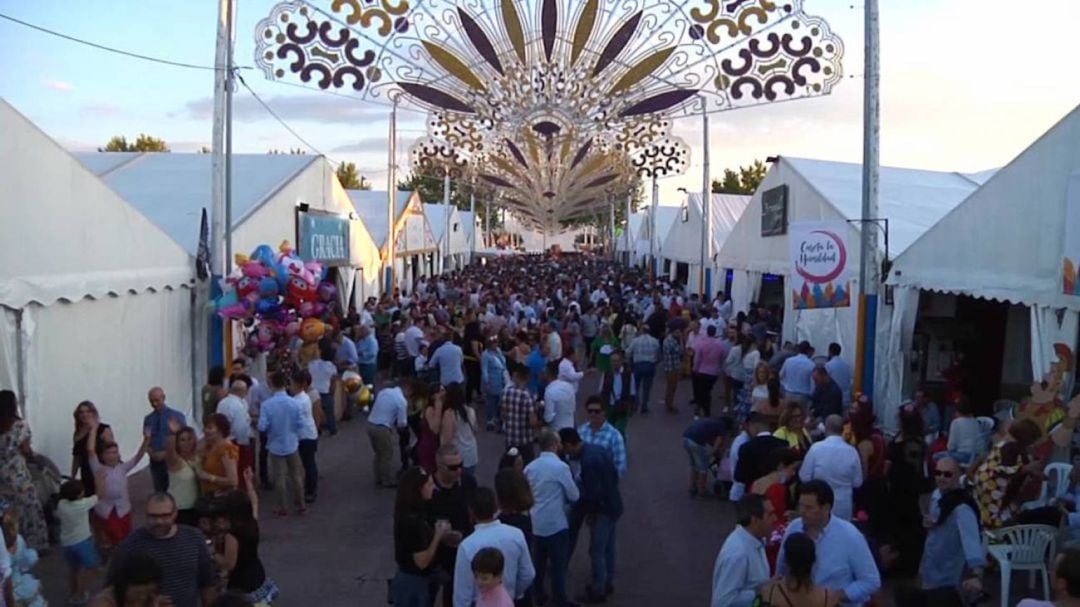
[788,220,851,309]
[299,211,350,265]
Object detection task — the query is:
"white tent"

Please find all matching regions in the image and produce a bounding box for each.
[0,100,195,467]
[77,152,384,310]
[350,190,438,290]
[617,212,645,265]
[717,156,987,425]
[423,204,471,272]
[883,104,1080,417]
[458,210,477,264]
[660,193,751,292]
[639,206,681,271]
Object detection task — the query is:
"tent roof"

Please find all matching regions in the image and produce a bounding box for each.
[422,203,455,243]
[661,193,751,263]
[458,211,476,244]
[647,206,681,241]
[888,104,1080,309]
[0,100,192,307]
[784,157,991,257]
[617,212,645,251]
[74,152,316,255]
[347,190,413,249]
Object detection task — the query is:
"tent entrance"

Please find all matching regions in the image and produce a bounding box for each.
[759,274,785,310]
[910,293,1030,414]
[675,262,689,286]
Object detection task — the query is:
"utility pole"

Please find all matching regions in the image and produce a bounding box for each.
[469,189,475,265]
[650,174,659,278]
[700,102,711,297]
[443,172,451,273]
[857,0,881,397]
[209,0,235,368]
[386,96,398,295]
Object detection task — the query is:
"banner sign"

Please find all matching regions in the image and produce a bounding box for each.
[298,211,350,266]
[789,220,851,309]
[1061,173,1080,294]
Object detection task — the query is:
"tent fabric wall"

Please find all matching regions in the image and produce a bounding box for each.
[0,308,24,402]
[1031,305,1080,387]
[887,105,1080,311]
[874,287,920,434]
[661,194,750,264]
[22,287,194,470]
[730,270,764,317]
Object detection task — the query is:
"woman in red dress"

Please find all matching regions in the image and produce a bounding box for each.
[750,448,802,572]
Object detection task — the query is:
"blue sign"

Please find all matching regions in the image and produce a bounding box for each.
[298,212,350,265]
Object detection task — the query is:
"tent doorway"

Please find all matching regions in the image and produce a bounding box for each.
[759,274,785,310]
[675,262,689,285]
[911,293,1030,414]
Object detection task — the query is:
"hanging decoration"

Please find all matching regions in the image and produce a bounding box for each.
[254,0,843,227]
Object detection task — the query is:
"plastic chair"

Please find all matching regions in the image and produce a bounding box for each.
[985,524,1057,607]
[1022,462,1073,510]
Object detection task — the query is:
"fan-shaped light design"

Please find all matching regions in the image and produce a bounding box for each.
[254,0,843,227]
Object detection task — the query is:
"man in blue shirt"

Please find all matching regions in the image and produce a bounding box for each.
[143,386,187,492]
[779,480,881,606]
[452,487,535,607]
[918,457,985,602]
[428,327,466,387]
[560,429,623,603]
[256,370,305,516]
[711,495,773,607]
[526,336,548,396]
[524,430,579,607]
[355,325,379,386]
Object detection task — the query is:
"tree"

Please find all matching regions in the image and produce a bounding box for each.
[711,159,768,194]
[397,172,502,230]
[198,146,211,154]
[99,134,169,152]
[335,162,371,190]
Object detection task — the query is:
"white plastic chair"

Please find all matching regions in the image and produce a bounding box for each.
[985,524,1057,607]
[1022,462,1073,510]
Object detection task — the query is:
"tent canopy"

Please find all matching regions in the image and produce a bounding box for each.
[617,212,644,252]
[423,204,470,255]
[348,190,415,250]
[888,104,1080,310]
[458,211,477,251]
[717,156,990,276]
[0,100,192,308]
[661,193,750,264]
[75,152,316,256]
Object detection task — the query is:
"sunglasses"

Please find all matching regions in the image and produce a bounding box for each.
[586,409,604,415]
[445,463,464,471]
[934,470,955,478]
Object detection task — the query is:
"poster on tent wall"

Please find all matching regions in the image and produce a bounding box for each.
[788,220,851,309]
[1060,173,1080,295]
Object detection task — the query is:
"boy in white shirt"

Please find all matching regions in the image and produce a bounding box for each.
[57,480,100,604]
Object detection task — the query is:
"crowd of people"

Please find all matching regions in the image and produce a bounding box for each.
[6,251,1080,606]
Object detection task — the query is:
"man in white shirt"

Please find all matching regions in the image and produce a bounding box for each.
[216,378,254,487]
[524,430,580,606]
[453,487,535,607]
[799,415,863,520]
[711,495,774,607]
[544,323,563,363]
[779,341,816,406]
[715,291,733,324]
[558,348,584,393]
[727,428,752,502]
[542,362,577,431]
[367,381,412,488]
[428,329,466,387]
[403,320,425,366]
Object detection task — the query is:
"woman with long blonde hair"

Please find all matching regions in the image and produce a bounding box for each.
[71,401,114,496]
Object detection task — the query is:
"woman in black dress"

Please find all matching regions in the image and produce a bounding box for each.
[219,478,279,604]
[393,467,452,607]
[71,401,113,496]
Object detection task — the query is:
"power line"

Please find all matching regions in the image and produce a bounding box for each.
[235,72,329,158]
[0,12,250,72]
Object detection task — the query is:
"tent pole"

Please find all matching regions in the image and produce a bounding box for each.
[469,190,475,265]
[650,175,658,278]
[625,191,632,265]
[386,96,398,295]
[443,173,451,273]
[208,0,234,368]
[857,0,881,398]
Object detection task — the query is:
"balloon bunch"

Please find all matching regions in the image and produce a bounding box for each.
[214,241,340,357]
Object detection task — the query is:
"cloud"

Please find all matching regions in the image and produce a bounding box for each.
[182,93,390,124]
[81,102,124,118]
[42,79,74,93]
[330,136,388,154]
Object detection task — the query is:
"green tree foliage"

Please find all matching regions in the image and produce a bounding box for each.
[99,134,169,152]
[335,162,372,190]
[711,159,768,195]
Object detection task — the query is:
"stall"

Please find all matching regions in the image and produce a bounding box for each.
[883,104,1080,417]
[423,203,471,273]
[660,193,751,293]
[0,100,195,467]
[717,156,986,425]
[350,190,439,292]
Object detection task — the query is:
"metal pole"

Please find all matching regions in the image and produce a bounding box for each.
[469,190,475,264]
[223,0,235,270]
[700,104,711,298]
[857,0,881,397]
[650,174,659,277]
[485,198,491,249]
[386,96,398,295]
[609,200,616,261]
[624,191,632,265]
[208,0,234,368]
[442,172,451,273]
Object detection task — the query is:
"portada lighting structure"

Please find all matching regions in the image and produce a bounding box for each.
[254,0,843,228]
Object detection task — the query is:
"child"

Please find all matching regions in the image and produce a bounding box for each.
[472,547,513,607]
[87,421,150,549]
[2,504,46,607]
[57,479,100,604]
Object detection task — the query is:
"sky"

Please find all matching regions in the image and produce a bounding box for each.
[2,0,1079,206]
